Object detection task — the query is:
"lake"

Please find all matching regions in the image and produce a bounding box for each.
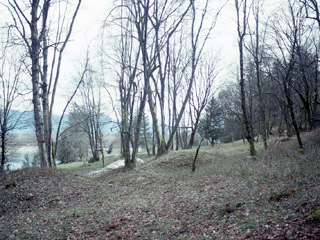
[5,145,60,171]
[5,145,38,170]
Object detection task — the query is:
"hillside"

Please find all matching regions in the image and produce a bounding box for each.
[9,110,117,135]
[0,131,320,239]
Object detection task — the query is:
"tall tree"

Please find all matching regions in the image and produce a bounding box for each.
[235,0,257,155]
[76,65,105,166]
[246,0,269,149]
[165,0,223,152]
[6,0,82,167]
[269,0,305,150]
[147,0,192,154]
[107,0,146,168]
[188,58,218,148]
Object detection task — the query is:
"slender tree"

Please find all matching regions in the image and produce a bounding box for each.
[188,58,218,148]
[6,0,82,167]
[268,0,305,150]
[246,0,269,149]
[235,0,257,155]
[0,28,27,172]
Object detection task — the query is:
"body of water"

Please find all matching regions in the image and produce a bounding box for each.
[5,145,60,171]
[5,145,38,170]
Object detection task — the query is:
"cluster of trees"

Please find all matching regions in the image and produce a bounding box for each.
[198,0,320,155]
[0,0,83,171]
[0,0,319,171]
[105,0,320,167]
[104,0,225,167]
[227,0,320,154]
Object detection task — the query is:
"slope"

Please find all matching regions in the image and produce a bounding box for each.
[0,131,319,239]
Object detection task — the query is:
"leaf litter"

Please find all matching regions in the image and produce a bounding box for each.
[0,131,320,239]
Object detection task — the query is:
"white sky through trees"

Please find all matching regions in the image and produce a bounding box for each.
[0,0,299,115]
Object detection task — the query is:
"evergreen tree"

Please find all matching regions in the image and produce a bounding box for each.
[199,97,224,146]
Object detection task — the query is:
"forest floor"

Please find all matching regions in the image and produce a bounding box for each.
[1,131,320,239]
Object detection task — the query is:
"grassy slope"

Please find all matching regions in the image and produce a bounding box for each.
[0,131,320,239]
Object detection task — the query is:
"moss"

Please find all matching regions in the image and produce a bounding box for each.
[307,209,320,222]
[268,188,294,202]
[5,180,18,189]
[218,203,236,216]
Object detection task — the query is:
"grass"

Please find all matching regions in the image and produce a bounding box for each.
[57,153,122,171]
[1,131,320,239]
[58,152,152,172]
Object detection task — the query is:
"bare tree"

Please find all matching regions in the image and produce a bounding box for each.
[268,0,305,150]
[235,0,257,156]
[147,0,192,154]
[188,58,218,148]
[76,66,105,165]
[6,0,82,167]
[107,0,224,166]
[54,54,89,165]
[106,0,145,168]
[165,0,223,152]
[0,28,27,172]
[245,0,269,149]
[167,35,188,150]
[300,0,320,28]
[108,0,192,165]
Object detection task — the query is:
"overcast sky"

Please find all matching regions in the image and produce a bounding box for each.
[0,0,284,115]
[66,0,284,77]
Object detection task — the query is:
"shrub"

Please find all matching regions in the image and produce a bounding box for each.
[107,143,114,154]
[88,157,98,163]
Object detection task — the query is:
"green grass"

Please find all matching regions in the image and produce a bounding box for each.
[57,153,122,171]
[58,152,154,172]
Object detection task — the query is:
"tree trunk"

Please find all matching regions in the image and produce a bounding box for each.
[42,21,52,167]
[147,84,163,155]
[0,129,6,172]
[254,3,268,149]
[211,137,215,146]
[143,114,151,156]
[284,82,304,150]
[31,1,47,167]
[239,41,256,155]
[130,86,148,168]
[192,139,203,172]
[188,114,200,148]
[236,0,256,156]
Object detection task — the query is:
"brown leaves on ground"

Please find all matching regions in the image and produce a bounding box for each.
[0,131,320,239]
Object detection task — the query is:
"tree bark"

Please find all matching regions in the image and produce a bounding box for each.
[253,1,268,149]
[188,114,201,148]
[30,1,47,167]
[235,0,256,156]
[0,128,6,172]
[143,114,151,156]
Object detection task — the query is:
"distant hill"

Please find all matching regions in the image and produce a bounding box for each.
[9,110,118,135]
[8,110,35,135]
[9,110,64,135]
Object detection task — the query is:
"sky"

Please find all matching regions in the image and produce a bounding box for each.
[64,0,241,94]
[0,0,283,115]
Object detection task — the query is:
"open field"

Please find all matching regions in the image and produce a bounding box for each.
[1,131,320,239]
